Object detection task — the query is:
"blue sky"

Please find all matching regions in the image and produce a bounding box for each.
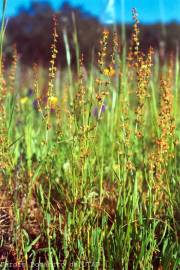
[1,0,180,24]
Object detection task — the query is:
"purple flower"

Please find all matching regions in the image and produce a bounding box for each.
[33,99,39,111]
[92,106,99,118]
[27,88,34,97]
[92,104,106,119]
[101,104,106,113]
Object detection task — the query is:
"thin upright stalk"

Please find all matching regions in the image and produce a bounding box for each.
[0,0,7,75]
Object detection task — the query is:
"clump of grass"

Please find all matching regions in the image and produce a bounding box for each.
[149,71,176,214]
[0,5,179,270]
[0,0,11,175]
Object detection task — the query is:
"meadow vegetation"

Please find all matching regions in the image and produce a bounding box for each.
[0,2,180,269]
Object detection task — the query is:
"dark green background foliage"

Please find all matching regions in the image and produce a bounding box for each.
[3,2,180,67]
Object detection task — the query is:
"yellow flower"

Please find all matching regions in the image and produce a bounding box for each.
[48,96,58,108]
[20,97,28,105]
[103,66,115,77]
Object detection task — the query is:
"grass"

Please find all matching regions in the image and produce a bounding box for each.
[0,6,180,270]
